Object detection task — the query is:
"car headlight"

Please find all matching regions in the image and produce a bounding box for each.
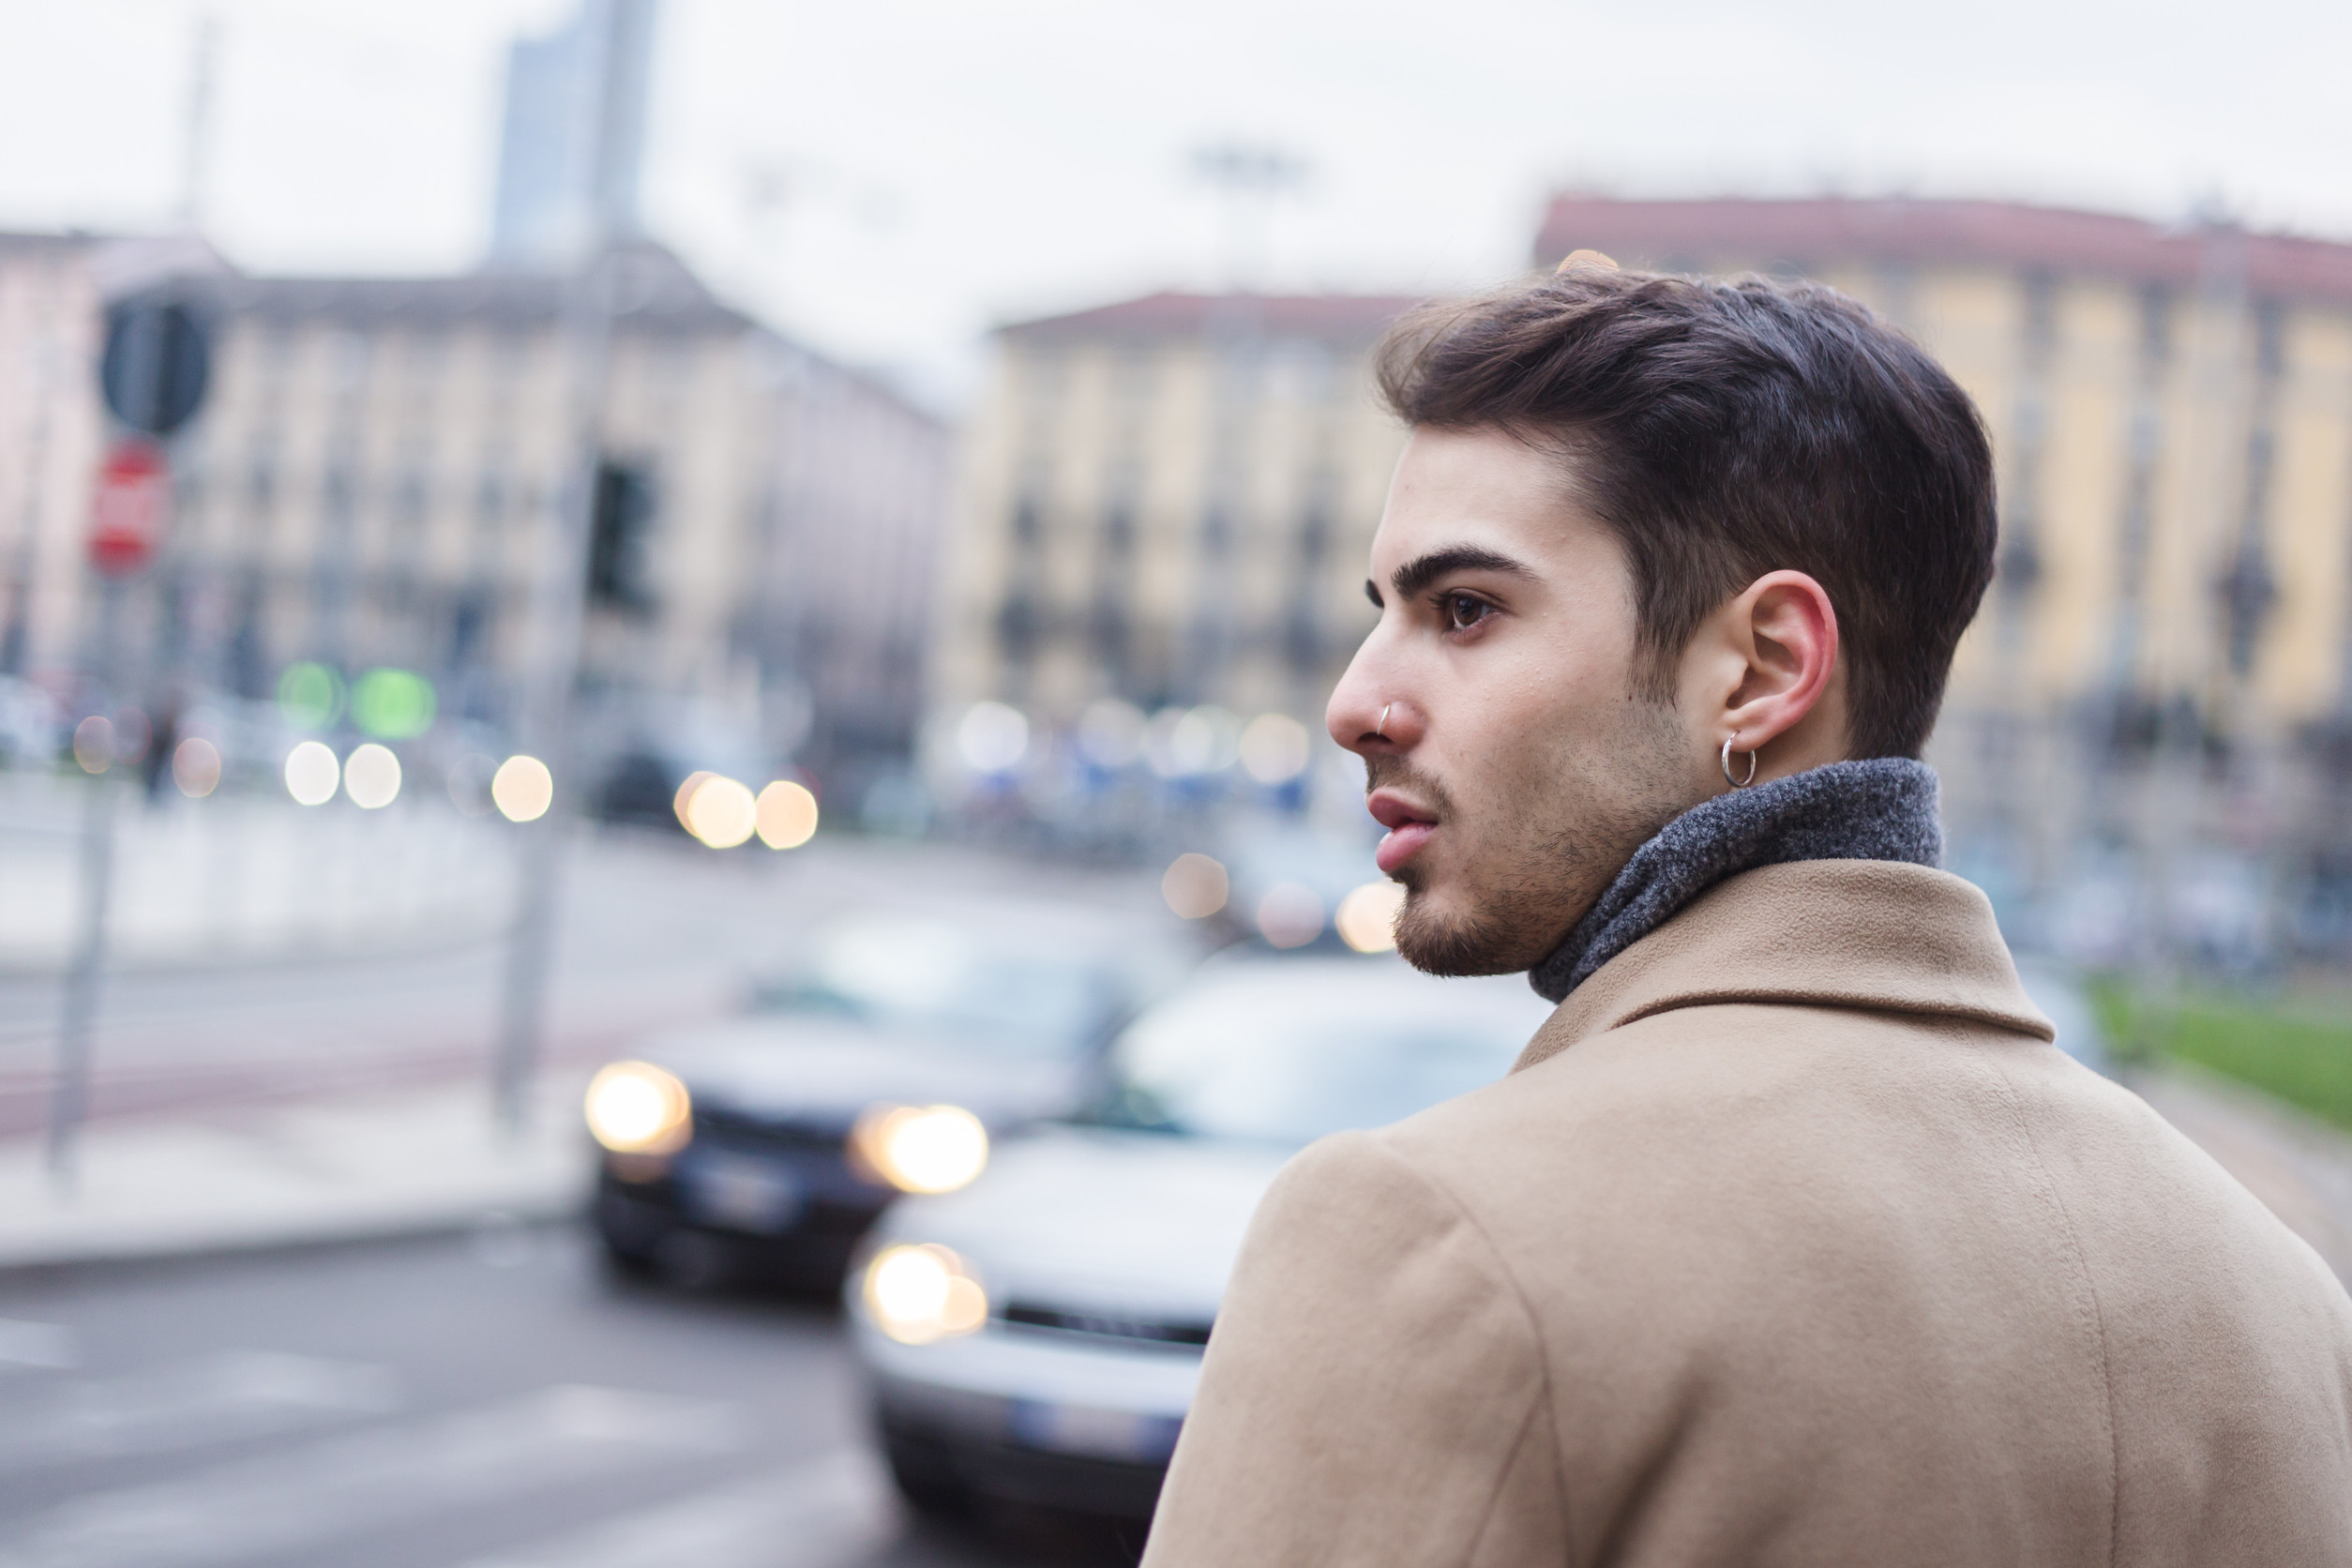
[863,1243,988,1344]
[583,1061,692,1154]
[851,1103,988,1194]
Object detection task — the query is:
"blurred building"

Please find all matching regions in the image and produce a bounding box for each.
[1533,196,2352,962]
[0,236,948,806]
[0,231,226,683]
[1532,197,2352,735]
[943,198,2352,962]
[490,0,660,270]
[0,234,108,684]
[936,293,1418,725]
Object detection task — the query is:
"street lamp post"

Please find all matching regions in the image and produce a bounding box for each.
[490,250,615,1136]
[48,580,126,1189]
[488,0,652,1135]
[50,296,210,1187]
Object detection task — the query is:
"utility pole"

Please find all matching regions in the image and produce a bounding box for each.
[490,0,654,1134]
[53,302,210,1187]
[1191,143,1307,293]
[178,13,220,234]
[1184,143,1304,706]
[49,586,122,1189]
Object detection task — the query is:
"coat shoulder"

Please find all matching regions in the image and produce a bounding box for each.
[1144,1133,1566,1566]
[1371,998,2352,1563]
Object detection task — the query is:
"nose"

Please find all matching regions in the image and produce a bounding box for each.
[1327,652,1421,757]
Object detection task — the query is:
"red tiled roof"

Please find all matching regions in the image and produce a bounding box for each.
[1534,196,2352,306]
[1002,290,1424,342]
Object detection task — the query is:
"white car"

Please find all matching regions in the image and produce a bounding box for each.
[845,954,1556,1521]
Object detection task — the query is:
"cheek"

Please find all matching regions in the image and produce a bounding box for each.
[1434,660,1660,842]
[1444,662,1589,778]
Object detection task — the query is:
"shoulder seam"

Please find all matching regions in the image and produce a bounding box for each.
[1966,1048,2122,1567]
[1456,1384,1549,1568]
[1358,1127,1573,1544]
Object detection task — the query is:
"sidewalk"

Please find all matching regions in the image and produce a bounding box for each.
[2133,1063,2352,1281]
[0,775,512,974]
[0,1075,592,1270]
[2,1060,2349,1283]
[0,832,1191,1273]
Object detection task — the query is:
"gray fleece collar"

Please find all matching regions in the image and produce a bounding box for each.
[1527,758,1942,1004]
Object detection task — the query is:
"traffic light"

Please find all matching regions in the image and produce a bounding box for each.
[588,460,656,612]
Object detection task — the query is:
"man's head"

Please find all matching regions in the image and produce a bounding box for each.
[1329,266,1996,976]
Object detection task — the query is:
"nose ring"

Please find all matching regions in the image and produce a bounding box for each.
[1376,703,1393,739]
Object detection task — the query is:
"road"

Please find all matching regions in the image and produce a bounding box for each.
[0,827,1175,1137]
[0,830,761,1135]
[0,1225,1147,1568]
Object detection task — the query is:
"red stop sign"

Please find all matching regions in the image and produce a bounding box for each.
[88,437,169,577]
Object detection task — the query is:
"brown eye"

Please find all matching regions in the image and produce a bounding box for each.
[1445,595,1491,630]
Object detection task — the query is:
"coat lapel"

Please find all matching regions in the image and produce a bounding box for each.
[1513,860,2052,1074]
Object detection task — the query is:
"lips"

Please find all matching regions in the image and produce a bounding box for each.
[1367,790,1438,874]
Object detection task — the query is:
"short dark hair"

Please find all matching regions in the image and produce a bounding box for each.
[1375,267,1997,760]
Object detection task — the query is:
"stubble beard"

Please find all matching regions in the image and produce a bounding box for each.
[1377,701,1694,979]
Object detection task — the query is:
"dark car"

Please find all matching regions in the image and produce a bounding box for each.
[588,911,1180,1290]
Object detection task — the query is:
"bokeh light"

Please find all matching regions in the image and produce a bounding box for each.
[852,1103,989,1194]
[1076,698,1147,768]
[1257,882,1326,948]
[284,740,339,806]
[350,669,436,739]
[683,775,758,848]
[70,716,112,774]
[671,770,715,830]
[1239,713,1312,784]
[863,1243,988,1346]
[171,737,221,798]
[1336,881,1408,954]
[276,662,344,730]
[755,779,820,849]
[1162,852,1229,919]
[957,701,1029,773]
[342,743,402,809]
[491,755,553,822]
[1153,705,1240,776]
[583,1061,692,1154]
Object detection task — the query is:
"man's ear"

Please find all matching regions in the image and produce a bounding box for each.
[1712,571,1843,764]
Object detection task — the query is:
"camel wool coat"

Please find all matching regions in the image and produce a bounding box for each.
[1142,860,2352,1567]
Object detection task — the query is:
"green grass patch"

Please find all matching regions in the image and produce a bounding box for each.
[2091,980,2352,1132]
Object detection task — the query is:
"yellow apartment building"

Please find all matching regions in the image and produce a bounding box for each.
[941,198,2352,950]
[1530,197,2352,740]
[1527,199,2352,939]
[938,293,1417,723]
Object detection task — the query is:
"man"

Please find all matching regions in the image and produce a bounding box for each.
[1142,263,2352,1565]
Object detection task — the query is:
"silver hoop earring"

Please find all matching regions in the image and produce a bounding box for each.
[1721,735,1758,788]
[1376,703,1393,739]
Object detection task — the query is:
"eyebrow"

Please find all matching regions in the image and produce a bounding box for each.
[1374,545,1537,606]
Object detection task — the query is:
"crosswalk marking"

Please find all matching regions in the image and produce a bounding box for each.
[0,1383,745,1568]
[0,1350,400,1470]
[0,1318,76,1370]
[456,1446,901,1568]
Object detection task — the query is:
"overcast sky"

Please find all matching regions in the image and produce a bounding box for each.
[3,0,2347,404]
